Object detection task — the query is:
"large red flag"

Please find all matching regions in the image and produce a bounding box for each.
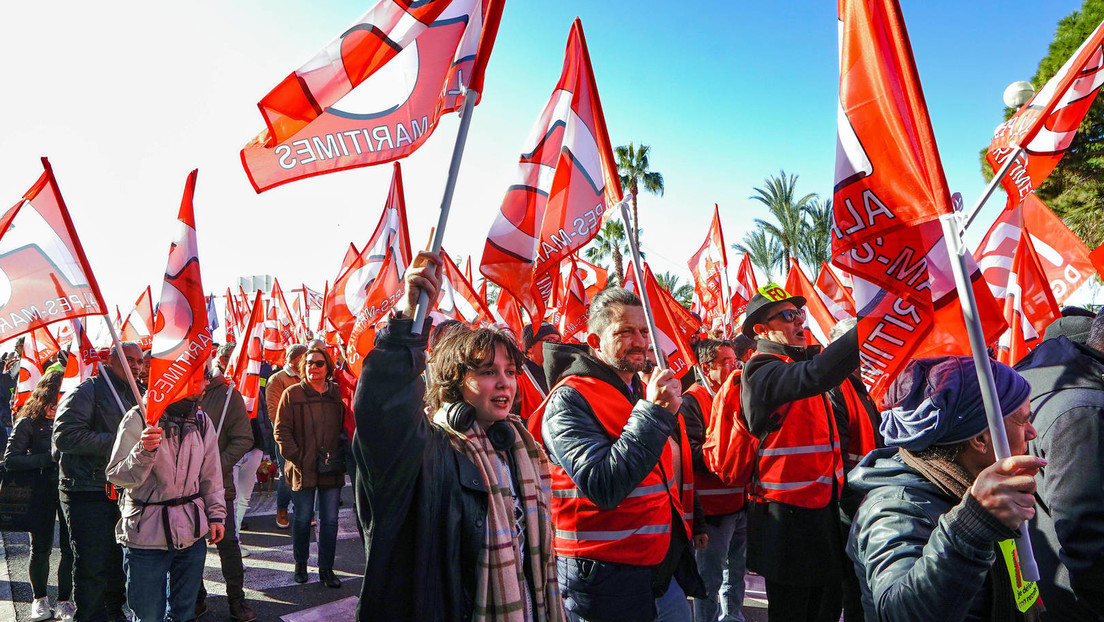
[60,318,97,395]
[550,256,591,344]
[345,250,406,376]
[0,159,107,343]
[995,233,1060,366]
[985,19,1104,206]
[325,162,412,338]
[262,303,286,366]
[784,259,837,346]
[688,205,729,324]
[834,0,1005,399]
[13,336,44,413]
[480,19,622,321]
[270,278,297,346]
[1092,243,1104,277]
[730,254,759,321]
[120,286,154,349]
[226,291,266,419]
[241,0,504,192]
[146,170,213,425]
[814,261,856,321]
[974,193,1098,304]
[491,286,526,343]
[623,263,698,380]
[436,250,495,326]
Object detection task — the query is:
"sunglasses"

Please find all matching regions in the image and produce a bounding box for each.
[307,360,327,369]
[766,308,806,323]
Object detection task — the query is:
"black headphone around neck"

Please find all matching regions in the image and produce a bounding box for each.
[443,401,516,451]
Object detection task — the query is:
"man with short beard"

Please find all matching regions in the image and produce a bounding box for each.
[533,288,704,622]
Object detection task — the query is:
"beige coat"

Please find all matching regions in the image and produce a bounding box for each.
[266,367,299,425]
[274,382,345,491]
[107,406,226,550]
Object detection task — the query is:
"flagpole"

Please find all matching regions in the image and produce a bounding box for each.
[411,90,481,335]
[939,213,1040,582]
[959,143,1025,235]
[618,196,667,371]
[102,316,147,421]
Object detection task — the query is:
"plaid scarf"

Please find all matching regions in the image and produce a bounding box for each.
[434,411,565,622]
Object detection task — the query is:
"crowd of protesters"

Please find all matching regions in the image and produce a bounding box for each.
[1,255,1103,622]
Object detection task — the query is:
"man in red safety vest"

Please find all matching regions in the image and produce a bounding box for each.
[531,287,704,622]
[739,284,858,622]
[681,339,748,622]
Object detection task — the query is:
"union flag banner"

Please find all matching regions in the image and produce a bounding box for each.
[784,258,837,346]
[325,162,412,338]
[303,285,324,310]
[623,263,698,379]
[60,318,97,395]
[146,170,213,425]
[551,256,590,343]
[1092,243,1104,277]
[730,253,758,321]
[491,286,525,343]
[995,233,1059,366]
[985,19,1104,206]
[0,158,106,342]
[226,291,266,419]
[270,278,297,346]
[120,286,154,349]
[814,261,856,321]
[437,249,495,326]
[345,249,405,376]
[13,336,43,412]
[29,326,61,369]
[241,0,504,192]
[480,19,622,321]
[262,304,287,366]
[974,193,1097,304]
[688,204,729,322]
[834,0,1006,399]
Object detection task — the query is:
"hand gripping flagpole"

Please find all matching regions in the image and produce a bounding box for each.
[618,196,667,372]
[959,143,1025,235]
[939,212,1040,582]
[411,89,480,335]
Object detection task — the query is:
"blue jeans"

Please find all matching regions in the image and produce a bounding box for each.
[564,576,691,622]
[123,539,207,622]
[694,511,748,622]
[291,486,340,570]
[273,445,292,510]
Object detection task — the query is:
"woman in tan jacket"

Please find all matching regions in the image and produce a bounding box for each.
[274,346,346,588]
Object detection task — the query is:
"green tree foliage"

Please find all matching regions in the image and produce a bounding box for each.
[981,0,1104,247]
[655,271,694,308]
[733,228,783,283]
[585,220,629,286]
[795,198,833,272]
[615,142,664,247]
[749,170,817,268]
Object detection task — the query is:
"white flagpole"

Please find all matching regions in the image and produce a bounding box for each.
[939,212,1040,582]
[411,90,481,335]
[959,143,1025,235]
[618,196,667,371]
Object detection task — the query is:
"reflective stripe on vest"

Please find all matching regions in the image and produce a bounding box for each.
[685,383,746,515]
[556,523,671,541]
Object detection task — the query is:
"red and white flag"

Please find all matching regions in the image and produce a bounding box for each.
[146,170,213,425]
[623,263,699,380]
[60,318,97,395]
[814,261,856,321]
[730,253,759,321]
[226,291,266,419]
[436,250,495,326]
[480,19,622,321]
[241,0,504,192]
[491,286,526,343]
[784,259,837,346]
[12,336,44,413]
[262,304,287,367]
[985,19,1104,206]
[121,286,155,349]
[688,205,729,324]
[974,193,1097,304]
[0,159,107,343]
[833,0,1005,399]
[270,278,298,346]
[345,250,406,376]
[325,162,412,338]
[994,233,1060,366]
[551,256,591,343]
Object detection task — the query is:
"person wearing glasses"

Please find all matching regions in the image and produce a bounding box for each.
[274,346,347,588]
[738,285,858,622]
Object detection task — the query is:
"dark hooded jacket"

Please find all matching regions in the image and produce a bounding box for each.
[352,318,489,622]
[539,341,703,621]
[846,448,1024,621]
[52,368,139,493]
[1015,336,1104,621]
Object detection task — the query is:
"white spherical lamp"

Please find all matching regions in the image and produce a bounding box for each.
[1003,81,1035,108]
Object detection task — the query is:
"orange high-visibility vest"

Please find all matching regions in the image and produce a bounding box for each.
[838,378,877,470]
[685,384,745,514]
[749,353,844,509]
[531,375,693,565]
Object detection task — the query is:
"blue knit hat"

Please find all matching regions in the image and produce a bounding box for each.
[880,356,1031,451]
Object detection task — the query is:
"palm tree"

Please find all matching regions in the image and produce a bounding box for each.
[795,197,833,272]
[585,220,630,286]
[615,142,664,247]
[749,170,816,268]
[656,271,694,308]
[733,227,783,283]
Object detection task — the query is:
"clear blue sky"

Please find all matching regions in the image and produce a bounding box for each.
[0,0,1094,320]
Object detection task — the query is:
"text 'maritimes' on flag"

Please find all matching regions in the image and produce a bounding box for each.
[833,0,1005,400]
[480,19,621,321]
[242,0,504,192]
[985,18,1104,207]
[146,170,213,425]
[0,159,106,342]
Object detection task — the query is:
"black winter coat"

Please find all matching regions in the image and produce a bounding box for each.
[3,416,56,477]
[1016,336,1104,621]
[52,369,137,493]
[353,318,488,622]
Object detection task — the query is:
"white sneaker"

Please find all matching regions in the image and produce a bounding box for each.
[29,597,52,622]
[56,600,76,622]
[240,544,251,557]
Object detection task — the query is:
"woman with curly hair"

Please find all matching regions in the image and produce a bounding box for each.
[353,251,564,622]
